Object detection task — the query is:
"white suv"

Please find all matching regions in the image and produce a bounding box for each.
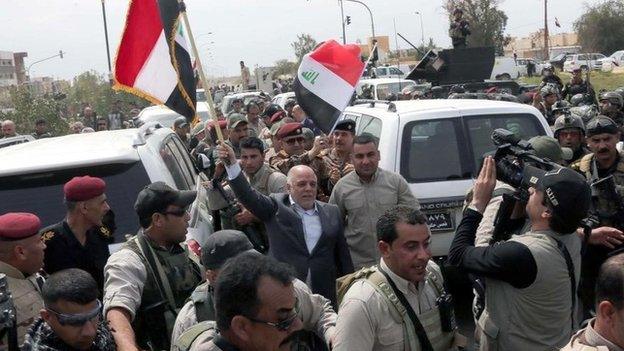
[563,53,607,72]
[340,99,550,257]
[0,123,213,251]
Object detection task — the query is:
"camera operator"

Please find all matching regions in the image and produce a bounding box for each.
[571,115,624,319]
[472,136,572,247]
[448,156,591,350]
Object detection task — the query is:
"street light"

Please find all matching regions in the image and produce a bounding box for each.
[343,0,375,40]
[415,11,425,47]
[26,50,65,79]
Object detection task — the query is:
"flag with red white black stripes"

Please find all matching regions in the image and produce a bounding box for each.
[293,40,365,134]
[113,0,196,121]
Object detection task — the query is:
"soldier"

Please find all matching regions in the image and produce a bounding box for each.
[533,84,560,124]
[598,92,624,129]
[330,134,420,270]
[334,206,465,351]
[0,213,45,346]
[23,269,115,351]
[104,182,202,350]
[322,120,355,193]
[240,61,250,90]
[269,122,331,201]
[31,119,52,139]
[562,67,595,102]
[41,176,111,293]
[224,113,249,158]
[554,113,590,166]
[571,116,624,319]
[539,64,564,92]
[173,117,191,149]
[229,98,244,116]
[561,252,624,350]
[172,230,337,351]
[449,8,470,49]
[245,102,265,138]
[186,252,302,351]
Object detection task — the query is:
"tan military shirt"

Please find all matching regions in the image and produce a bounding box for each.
[0,261,44,346]
[181,279,337,350]
[560,318,622,351]
[103,248,147,320]
[247,119,266,139]
[329,168,420,269]
[333,259,441,351]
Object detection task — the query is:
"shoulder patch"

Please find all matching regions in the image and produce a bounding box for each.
[41,230,55,242]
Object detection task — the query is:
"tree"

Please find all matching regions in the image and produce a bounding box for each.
[445,0,511,55]
[272,59,298,79]
[291,33,318,63]
[574,0,624,55]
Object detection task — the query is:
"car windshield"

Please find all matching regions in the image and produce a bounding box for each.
[222,94,259,114]
[376,82,415,100]
[400,113,544,183]
[0,162,151,242]
[552,54,566,61]
[196,90,207,102]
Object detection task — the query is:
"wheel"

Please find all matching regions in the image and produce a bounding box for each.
[581,65,589,72]
[497,73,512,80]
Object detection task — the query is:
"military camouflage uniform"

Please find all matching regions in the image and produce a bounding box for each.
[322,149,354,193]
[571,151,624,318]
[269,150,331,201]
[22,318,115,351]
[0,262,44,347]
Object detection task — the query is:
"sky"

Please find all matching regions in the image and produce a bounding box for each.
[0,0,602,80]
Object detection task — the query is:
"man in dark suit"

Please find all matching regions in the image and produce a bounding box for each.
[216,142,354,306]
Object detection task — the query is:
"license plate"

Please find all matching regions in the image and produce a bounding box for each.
[426,212,455,231]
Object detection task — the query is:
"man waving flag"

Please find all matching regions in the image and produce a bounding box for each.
[114,0,196,121]
[293,40,365,134]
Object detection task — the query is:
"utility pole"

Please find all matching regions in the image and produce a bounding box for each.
[339,0,347,44]
[543,0,549,60]
[101,0,112,81]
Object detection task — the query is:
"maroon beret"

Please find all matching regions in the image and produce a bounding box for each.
[0,213,41,241]
[277,122,303,139]
[64,176,106,201]
[269,111,286,124]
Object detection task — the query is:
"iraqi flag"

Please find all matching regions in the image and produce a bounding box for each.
[294,40,365,134]
[114,0,196,121]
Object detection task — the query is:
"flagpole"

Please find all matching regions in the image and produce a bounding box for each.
[178,0,224,142]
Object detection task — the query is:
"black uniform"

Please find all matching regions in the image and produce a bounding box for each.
[41,221,111,293]
[562,79,595,101]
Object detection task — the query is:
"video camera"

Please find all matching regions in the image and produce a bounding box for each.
[489,129,561,201]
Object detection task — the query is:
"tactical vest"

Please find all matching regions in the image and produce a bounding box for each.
[124,233,202,351]
[340,263,456,351]
[479,231,580,350]
[576,152,624,228]
[173,321,217,351]
[0,262,44,346]
[188,281,216,323]
[249,164,278,196]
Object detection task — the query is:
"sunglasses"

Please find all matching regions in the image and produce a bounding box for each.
[245,298,300,332]
[161,208,188,217]
[46,300,102,326]
[283,137,305,145]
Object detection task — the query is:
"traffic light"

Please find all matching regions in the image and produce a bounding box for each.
[346,16,351,25]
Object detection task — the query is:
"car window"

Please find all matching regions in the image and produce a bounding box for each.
[577,54,587,61]
[356,114,382,141]
[464,113,545,168]
[0,162,151,242]
[160,136,192,190]
[594,54,606,59]
[170,136,197,187]
[390,67,403,74]
[196,90,206,102]
[400,119,471,182]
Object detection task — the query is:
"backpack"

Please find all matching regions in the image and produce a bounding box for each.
[172,321,217,351]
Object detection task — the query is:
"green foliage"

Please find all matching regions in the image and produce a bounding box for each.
[291,33,318,63]
[272,59,298,79]
[0,70,148,136]
[574,0,624,55]
[445,0,511,55]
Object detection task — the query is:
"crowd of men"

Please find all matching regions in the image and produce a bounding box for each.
[1,64,624,351]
